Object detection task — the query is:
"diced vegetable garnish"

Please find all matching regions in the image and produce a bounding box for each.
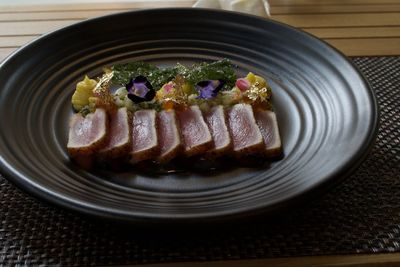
[73,60,273,114]
[71,75,97,111]
[243,72,272,103]
[246,72,267,88]
[235,78,250,91]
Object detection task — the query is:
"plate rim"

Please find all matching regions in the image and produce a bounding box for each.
[0,8,380,223]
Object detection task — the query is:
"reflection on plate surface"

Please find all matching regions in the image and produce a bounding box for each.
[0,9,378,223]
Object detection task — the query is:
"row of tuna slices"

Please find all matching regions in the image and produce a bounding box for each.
[67,103,282,165]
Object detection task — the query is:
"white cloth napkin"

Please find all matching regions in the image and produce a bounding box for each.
[193,0,270,17]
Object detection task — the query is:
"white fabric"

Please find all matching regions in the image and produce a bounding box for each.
[193,0,270,17]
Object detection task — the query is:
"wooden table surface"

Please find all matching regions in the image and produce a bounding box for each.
[0,0,399,266]
[1,0,400,61]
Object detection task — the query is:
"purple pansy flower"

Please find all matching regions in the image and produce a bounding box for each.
[126,75,155,103]
[196,80,225,99]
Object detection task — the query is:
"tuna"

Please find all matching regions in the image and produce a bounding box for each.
[98,107,132,159]
[254,109,283,157]
[204,105,232,157]
[227,103,264,155]
[68,105,282,167]
[156,110,182,163]
[67,108,108,157]
[130,109,158,163]
[177,105,213,157]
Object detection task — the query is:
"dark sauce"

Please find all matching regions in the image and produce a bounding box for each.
[95,155,282,176]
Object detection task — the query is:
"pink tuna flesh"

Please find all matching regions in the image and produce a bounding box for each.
[67,108,107,155]
[227,104,264,154]
[177,105,212,157]
[205,105,232,155]
[156,110,181,162]
[254,109,282,157]
[130,109,158,163]
[100,107,131,155]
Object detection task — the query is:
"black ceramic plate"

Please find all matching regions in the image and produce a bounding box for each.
[0,8,378,224]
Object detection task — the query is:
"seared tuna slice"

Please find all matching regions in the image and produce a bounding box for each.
[130,109,158,163]
[156,110,182,163]
[255,109,283,157]
[177,105,213,157]
[99,107,132,158]
[227,104,264,155]
[67,108,108,157]
[204,105,232,157]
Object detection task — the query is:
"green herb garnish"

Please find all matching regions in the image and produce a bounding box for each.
[146,68,180,90]
[184,59,236,90]
[112,62,181,90]
[111,59,237,91]
[112,62,157,86]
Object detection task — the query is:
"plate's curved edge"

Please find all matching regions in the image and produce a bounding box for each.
[0,8,380,224]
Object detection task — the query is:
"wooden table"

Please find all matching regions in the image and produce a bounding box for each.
[0,1,399,266]
[1,0,400,60]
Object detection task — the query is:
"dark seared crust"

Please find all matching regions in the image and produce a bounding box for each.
[205,142,233,158]
[156,111,183,164]
[98,110,132,160]
[249,147,283,161]
[130,143,159,163]
[183,139,213,157]
[72,155,94,170]
[67,111,109,157]
[157,144,182,163]
[232,142,265,157]
[100,139,131,159]
[264,146,283,158]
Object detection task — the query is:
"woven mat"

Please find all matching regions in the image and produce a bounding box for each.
[1,57,399,266]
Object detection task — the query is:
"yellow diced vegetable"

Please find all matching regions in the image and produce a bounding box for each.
[71,76,97,111]
[182,83,195,94]
[245,72,267,87]
[246,72,256,84]
[254,75,267,88]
